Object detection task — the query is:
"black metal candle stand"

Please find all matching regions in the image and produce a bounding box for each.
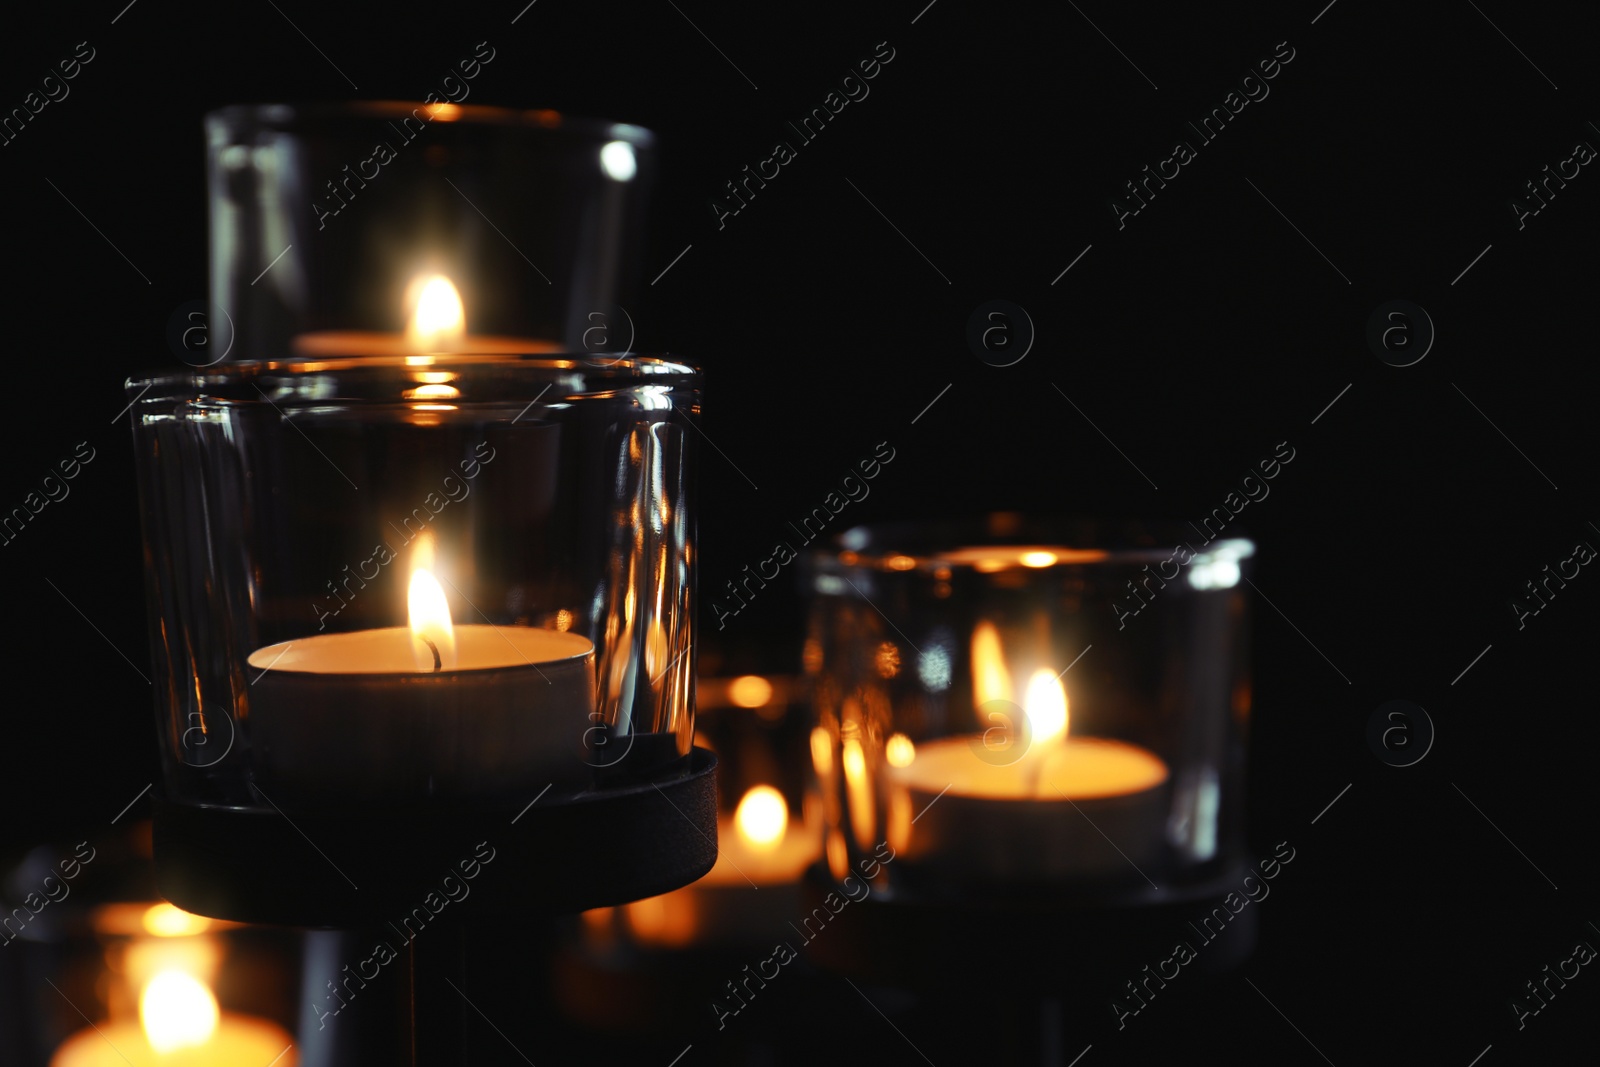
[153,748,719,928]
[796,861,1257,993]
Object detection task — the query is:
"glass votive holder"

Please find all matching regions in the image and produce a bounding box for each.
[203,102,655,362]
[127,355,699,814]
[805,515,1255,905]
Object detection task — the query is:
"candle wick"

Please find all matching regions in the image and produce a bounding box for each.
[423,637,442,672]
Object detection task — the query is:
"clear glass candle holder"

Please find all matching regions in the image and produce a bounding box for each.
[202,102,655,362]
[127,355,698,813]
[805,515,1254,905]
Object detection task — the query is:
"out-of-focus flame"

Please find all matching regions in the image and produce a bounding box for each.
[139,970,219,1054]
[1024,668,1069,746]
[734,785,788,852]
[406,275,466,352]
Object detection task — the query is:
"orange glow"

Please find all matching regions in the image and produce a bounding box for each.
[885,733,916,768]
[825,830,850,882]
[886,786,913,853]
[810,726,833,778]
[728,675,773,708]
[140,903,212,938]
[939,546,1109,570]
[403,383,462,401]
[970,620,1013,712]
[734,785,788,851]
[842,738,875,845]
[624,894,696,947]
[140,970,218,1054]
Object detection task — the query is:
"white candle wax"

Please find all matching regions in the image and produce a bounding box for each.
[885,735,1170,883]
[290,330,563,356]
[246,625,595,803]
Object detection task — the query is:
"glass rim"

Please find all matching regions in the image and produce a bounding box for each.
[205,101,657,146]
[126,353,700,401]
[814,515,1256,572]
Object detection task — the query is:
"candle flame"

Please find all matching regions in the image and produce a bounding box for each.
[406,274,466,353]
[885,732,916,768]
[1024,668,1069,747]
[408,568,457,672]
[734,785,788,852]
[140,969,219,1054]
[970,620,1013,712]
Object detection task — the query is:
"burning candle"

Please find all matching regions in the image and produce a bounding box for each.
[604,783,821,949]
[292,273,562,356]
[882,634,1170,884]
[247,550,596,803]
[51,969,296,1067]
[55,903,295,1067]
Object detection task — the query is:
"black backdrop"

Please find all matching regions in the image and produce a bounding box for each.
[1,1,1595,1063]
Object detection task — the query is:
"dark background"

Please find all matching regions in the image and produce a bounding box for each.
[1,0,1595,1062]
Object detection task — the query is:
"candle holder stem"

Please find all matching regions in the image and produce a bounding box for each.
[406,912,470,1066]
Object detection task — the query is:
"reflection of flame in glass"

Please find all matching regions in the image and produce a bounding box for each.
[406,274,466,352]
[734,785,788,851]
[405,383,461,401]
[1024,669,1069,746]
[825,830,850,881]
[141,903,212,938]
[408,567,457,672]
[885,733,916,768]
[887,787,913,853]
[842,738,874,845]
[140,970,219,1054]
[970,620,1012,712]
[810,727,833,778]
[643,617,669,681]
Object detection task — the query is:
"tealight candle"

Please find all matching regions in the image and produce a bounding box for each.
[57,903,294,1067]
[611,784,821,949]
[291,274,561,356]
[247,563,595,803]
[882,636,1170,884]
[51,970,295,1067]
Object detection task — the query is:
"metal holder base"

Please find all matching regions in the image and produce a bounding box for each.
[153,748,718,927]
